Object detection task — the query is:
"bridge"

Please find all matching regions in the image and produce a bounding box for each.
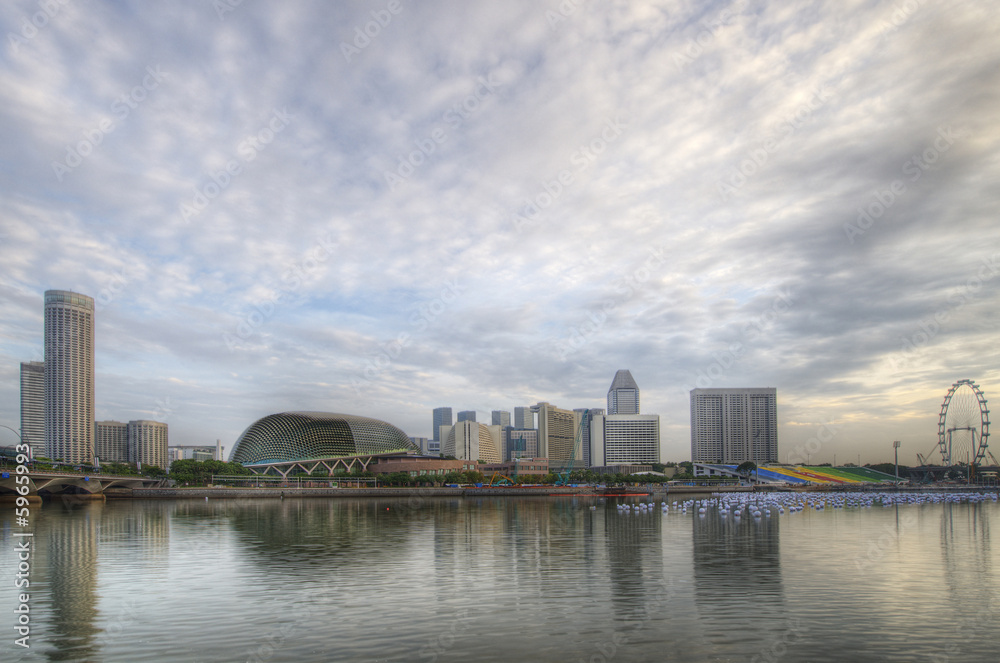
[0,470,166,498]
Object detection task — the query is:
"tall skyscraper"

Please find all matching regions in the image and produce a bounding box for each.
[44,290,95,464]
[20,361,45,458]
[128,420,168,469]
[690,388,777,464]
[432,407,453,442]
[514,406,533,429]
[607,369,640,414]
[491,410,511,428]
[457,410,476,423]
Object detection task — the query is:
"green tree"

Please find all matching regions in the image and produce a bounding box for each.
[736,461,757,479]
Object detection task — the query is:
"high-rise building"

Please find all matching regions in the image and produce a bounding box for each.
[690,388,777,464]
[607,369,640,415]
[44,290,95,464]
[440,421,501,463]
[514,406,533,429]
[20,361,45,458]
[591,413,660,466]
[95,421,128,463]
[574,408,604,467]
[408,436,430,454]
[506,428,539,461]
[432,407,453,442]
[491,410,511,428]
[457,410,477,423]
[128,420,168,469]
[531,402,581,472]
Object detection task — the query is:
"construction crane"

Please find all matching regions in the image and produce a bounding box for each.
[555,409,588,487]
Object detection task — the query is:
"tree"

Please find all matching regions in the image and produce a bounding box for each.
[736,461,757,479]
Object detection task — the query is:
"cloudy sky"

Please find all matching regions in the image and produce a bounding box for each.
[1,0,998,465]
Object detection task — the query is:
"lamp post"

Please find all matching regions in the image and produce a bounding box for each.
[893,440,901,481]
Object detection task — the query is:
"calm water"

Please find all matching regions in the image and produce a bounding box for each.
[2,492,998,663]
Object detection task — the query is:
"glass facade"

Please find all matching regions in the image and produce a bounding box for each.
[229,412,419,465]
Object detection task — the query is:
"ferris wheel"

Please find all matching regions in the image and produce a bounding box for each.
[937,379,990,466]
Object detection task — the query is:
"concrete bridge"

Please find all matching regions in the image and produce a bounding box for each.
[0,471,166,498]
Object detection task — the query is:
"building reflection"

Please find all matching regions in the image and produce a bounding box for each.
[602,500,667,625]
[690,508,785,637]
[41,500,102,662]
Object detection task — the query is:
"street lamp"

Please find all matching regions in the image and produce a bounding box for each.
[893,440,901,481]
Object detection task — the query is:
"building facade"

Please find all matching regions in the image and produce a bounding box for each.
[491,410,511,428]
[95,420,128,463]
[20,361,45,458]
[531,402,581,471]
[574,407,604,468]
[505,428,539,461]
[513,406,533,429]
[690,388,778,464]
[44,290,95,464]
[607,369,640,415]
[128,420,169,469]
[441,420,502,463]
[432,407,452,442]
[457,410,477,423]
[591,414,660,466]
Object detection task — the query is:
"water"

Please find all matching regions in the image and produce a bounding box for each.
[2,492,998,662]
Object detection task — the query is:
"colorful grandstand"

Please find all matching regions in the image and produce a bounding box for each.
[693,463,904,485]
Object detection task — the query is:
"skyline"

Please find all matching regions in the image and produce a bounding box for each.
[1,1,999,465]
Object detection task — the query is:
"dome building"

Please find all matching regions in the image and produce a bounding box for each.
[229,412,419,466]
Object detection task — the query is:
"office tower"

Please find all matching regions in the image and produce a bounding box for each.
[440,421,501,463]
[607,369,640,415]
[506,428,539,461]
[409,436,430,454]
[432,407,453,441]
[690,388,777,464]
[44,290,95,464]
[514,406,533,429]
[457,410,476,423]
[591,413,660,466]
[491,410,511,428]
[574,408,604,467]
[531,402,581,471]
[20,361,45,458]
[95,421,128,463]
[128,420,168,469]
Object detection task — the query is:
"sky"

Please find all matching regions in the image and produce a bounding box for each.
[1,0,998,466]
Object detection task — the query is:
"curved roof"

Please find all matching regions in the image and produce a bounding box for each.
[229,412,418,465]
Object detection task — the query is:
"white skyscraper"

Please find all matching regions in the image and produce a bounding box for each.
[95,420,128,463]
[128,420,169,469]
[607,369,640,415]
[591,413,660,466]
[44,290,95,464]
[690,388,778,464]
[20,361,45,458]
